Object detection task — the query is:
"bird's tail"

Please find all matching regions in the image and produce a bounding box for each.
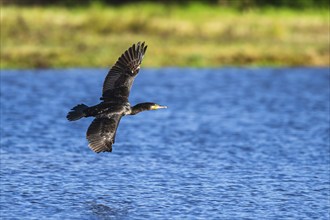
[67,104,88,121]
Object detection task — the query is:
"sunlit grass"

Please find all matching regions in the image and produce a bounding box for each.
[1,3,329,68]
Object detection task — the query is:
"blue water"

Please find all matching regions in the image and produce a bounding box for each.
[1,68,329,219]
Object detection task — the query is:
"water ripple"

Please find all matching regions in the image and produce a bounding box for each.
[1,68,329,219]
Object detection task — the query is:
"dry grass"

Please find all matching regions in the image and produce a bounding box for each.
[1,3,329,68]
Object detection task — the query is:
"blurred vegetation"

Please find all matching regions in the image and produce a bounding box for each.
[3,0,329,8]
[1,2,329,68]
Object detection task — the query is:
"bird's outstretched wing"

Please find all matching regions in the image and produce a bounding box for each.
[101,42,148,103]
[86,114,122,153]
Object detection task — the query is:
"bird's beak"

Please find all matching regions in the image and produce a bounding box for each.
[157,105,167,109]
[152,105,167,110]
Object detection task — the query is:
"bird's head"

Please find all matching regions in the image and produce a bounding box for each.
[131,102,167,115]
[141,102,167,111]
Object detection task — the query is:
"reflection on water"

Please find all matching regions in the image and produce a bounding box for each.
[1,68,329,219]
[89,202,128,219]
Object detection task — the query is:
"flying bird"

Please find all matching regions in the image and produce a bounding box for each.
[67,42,167,153]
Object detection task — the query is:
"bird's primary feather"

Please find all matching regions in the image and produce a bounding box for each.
[86,115,122,153]
[101,42,148,103]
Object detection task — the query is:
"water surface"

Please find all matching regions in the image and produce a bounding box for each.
[1,68,329,219]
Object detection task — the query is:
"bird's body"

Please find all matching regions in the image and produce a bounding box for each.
[84,102,131,117]
[67,42,166,153]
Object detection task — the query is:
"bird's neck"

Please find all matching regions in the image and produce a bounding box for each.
[130,103,150,115]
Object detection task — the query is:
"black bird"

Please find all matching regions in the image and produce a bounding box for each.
[67,42,167,153]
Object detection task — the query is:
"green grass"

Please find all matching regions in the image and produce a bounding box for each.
[1,3,329,68]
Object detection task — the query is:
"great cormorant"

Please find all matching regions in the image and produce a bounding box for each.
[67,42,167,153]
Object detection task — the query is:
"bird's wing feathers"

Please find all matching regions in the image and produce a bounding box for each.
[86,114,122,153]
[101,42,148,102]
